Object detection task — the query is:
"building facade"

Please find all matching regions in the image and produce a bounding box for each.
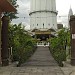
[30,0,57,31]
[57,23,63,29]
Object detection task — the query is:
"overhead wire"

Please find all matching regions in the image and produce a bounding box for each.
[18,16,68,19]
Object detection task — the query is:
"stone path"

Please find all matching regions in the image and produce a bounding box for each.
[21,46,58,66]
[0,46,65,75]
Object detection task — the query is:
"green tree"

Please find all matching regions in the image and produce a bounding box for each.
[8,23,37,66]
[49,28,70,66]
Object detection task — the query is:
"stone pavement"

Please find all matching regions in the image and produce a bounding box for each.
[60,61,75,75]
[61,66,75,75]
[0,46,67,75]
[0,66,64,75]
[21,46,58,66]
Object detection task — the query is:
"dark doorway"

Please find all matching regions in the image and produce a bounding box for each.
[36,34,49,41]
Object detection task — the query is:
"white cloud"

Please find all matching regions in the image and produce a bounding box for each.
[12,0,30,28]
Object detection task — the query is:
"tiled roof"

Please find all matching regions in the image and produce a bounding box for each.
[0,0,16,12]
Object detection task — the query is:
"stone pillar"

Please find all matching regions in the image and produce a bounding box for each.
[1,16,9,66]
[0,12,2,65]
[70,15,75,65]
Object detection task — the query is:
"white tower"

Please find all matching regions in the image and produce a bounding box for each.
[29,0,57,31]
[68,7,73,28]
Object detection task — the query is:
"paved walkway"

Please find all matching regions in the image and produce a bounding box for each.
[21,46,58,66]
[0,46,65,75]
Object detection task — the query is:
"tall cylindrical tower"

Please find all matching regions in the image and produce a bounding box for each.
[30,0,57,30]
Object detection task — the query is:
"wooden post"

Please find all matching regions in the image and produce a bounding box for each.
[1,16,9,66]
[70,15,75,65]
[0,12,2,65]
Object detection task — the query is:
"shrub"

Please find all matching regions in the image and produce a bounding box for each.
[8,23,37,66]
[49,28,70,67]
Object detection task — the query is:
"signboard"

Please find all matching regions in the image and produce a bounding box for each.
[72,34,75,39]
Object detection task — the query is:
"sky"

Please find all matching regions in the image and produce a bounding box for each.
[12,0,75,30]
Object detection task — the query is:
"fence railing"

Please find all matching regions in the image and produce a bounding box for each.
[37,42,49,46]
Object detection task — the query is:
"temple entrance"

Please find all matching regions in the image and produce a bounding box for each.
[36,34,49,41]
[35,31,50,46]
[35,31,51,41]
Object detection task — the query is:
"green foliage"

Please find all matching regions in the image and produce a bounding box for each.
[8,23,37,66]
[49,28,70,67]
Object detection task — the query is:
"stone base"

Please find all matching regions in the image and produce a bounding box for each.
[2,58,9,66]
[71,58,75,66]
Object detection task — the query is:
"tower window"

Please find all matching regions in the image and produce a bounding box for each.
[43,23,44,28]
[43,23,44,26]
[37,24,38,26]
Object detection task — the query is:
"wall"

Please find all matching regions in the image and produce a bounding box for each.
[30,0,56,12]
[30,12,57,30]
